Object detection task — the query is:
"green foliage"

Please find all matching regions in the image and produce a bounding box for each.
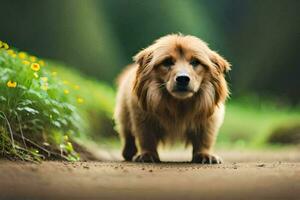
[46,62,116,140]
[218,97,300,148]
[0,42,115,161]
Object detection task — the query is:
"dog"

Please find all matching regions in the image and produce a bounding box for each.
[114,34,230,164]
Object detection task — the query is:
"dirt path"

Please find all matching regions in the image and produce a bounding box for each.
[0,149,300,200]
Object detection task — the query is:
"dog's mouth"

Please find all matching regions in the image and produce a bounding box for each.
[164,81,196,99]
[170,87,194,99]
[173,85,192,92]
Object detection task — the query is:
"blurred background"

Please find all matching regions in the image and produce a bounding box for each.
[1,0,299,148]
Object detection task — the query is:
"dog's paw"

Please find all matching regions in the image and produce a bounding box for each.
[134,152,160,163]
[192,153,222,164]
[122,144,137,161]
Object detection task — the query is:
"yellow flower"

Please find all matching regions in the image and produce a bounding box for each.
[7,80,17,88]
[51,71,57,76]
[64,135,69,141]
[2,42,9,50]
[41,77,48,82]
[64,89,69,94]
[7,49,14,55]
[0,41,2,48]
[31,63,40,71]
[33,72,39,79]
[22,60,30,66]
[74,85,80,90]
[38,60,45,66]
[77,97,84,104]
[7,50,16,58]
[29,56,37,62]
[18,52,27,59]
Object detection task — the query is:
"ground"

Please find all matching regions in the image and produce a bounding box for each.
[0,149,299,200]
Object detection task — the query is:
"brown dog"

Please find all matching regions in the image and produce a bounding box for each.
[114,34,230,164]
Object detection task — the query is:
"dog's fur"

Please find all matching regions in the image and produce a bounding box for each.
[114,34,231,164]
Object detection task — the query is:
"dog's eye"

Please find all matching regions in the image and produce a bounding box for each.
[190,58,201,67]
[161,57,174,67]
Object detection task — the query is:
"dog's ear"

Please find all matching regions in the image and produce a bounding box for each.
[208,51,230,106]
[133,47,154,111]
[133,47,154,68]
[210,51,231,73]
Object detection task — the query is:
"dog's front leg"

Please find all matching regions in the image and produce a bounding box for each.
[191,125,223,164]
[133,120,161,163]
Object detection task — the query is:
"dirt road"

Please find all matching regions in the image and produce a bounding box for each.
[0,149,299,200]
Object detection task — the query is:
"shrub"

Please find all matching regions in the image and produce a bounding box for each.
[0,41,115,161]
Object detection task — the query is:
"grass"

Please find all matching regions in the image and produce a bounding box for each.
[218,98,300,149]
[0,41,115,161]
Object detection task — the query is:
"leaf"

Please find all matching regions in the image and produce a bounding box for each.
[65,142,74,153]
[17,106,39,115]
[30,118,43,125]
[67,156,79,162]
[18,99,33,106]
[58,118,68,126]
[0,68,15,82]
[0,96,7,102]
[27,89,43,99]
[18,85,27,90]
[51,108,60,115]
[52,121,61,128]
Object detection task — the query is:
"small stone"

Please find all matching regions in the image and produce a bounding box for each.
[30,167,38,172]
[257,163,265,167]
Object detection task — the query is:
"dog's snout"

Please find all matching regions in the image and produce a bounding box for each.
[175,74,190,87]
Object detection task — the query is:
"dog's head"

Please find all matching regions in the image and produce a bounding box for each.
[133,34,230,113]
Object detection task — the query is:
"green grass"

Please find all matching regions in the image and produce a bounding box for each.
[0,41,115,161]
[218,98,300,148]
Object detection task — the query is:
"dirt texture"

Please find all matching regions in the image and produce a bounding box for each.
[0,149,299,200]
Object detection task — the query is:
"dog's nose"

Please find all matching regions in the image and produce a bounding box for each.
[175,74,190,87]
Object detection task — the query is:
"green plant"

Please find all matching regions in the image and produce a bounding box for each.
[0,40,118,161]
[217,97,300,148]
